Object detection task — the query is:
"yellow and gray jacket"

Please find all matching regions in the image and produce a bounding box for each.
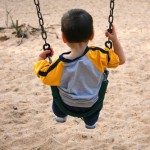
[34,46,119,107]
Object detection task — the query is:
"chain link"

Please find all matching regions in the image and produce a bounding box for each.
[34,0,52,63]
[105,0,115,49]
[34,0,51,50]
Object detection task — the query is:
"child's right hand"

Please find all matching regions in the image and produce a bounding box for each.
[105,24,126,65]
[105,24,118,42]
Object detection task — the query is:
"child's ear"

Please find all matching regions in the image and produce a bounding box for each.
[89,32,94,41]
[62,33,67,43]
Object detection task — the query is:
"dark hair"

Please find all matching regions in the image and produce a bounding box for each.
[61,9,93,43]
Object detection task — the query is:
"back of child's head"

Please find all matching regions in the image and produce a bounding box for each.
[61,9,93,43]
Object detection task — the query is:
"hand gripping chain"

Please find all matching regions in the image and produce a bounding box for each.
[105,0,115,49]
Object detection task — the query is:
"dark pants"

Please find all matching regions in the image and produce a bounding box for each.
[52,100,103,126]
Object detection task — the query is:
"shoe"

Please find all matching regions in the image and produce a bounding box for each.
[55,117,67,123]
[85,124,96,129]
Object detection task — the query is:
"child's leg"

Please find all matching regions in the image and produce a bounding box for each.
[52,100,67,122]
[83,109,100,129]
[83,103,103,129]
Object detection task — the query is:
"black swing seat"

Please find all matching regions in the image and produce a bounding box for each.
[51,69,109,118]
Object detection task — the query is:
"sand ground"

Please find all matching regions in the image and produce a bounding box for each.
[0,0,150,150]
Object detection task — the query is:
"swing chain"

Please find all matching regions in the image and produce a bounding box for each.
[34,0,52,51]
[105,0,115,49]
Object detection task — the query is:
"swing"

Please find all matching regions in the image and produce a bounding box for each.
[34,0,115,117]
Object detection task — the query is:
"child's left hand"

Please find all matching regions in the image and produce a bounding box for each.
[38,48,54,61]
